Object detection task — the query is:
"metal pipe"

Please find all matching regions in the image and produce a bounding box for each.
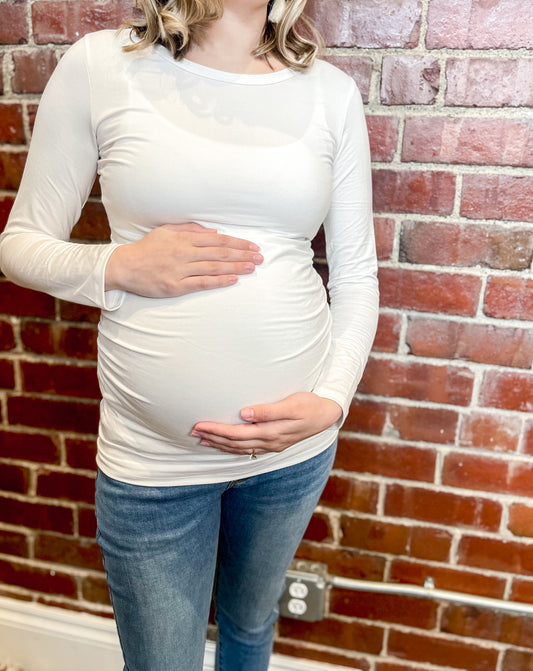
[328,575,533,617]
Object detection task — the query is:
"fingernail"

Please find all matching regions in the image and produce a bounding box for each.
[200,440,211,446]
[244,263,255,272]
[191,430,200,437]
[249,243,260,251]
[253,254,263,264]
[241,408,254,420]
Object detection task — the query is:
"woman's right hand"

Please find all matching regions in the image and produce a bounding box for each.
[105,222,263,298]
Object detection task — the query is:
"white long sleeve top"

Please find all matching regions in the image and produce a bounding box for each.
[0,29,378,485]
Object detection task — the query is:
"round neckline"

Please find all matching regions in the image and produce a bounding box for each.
[155,45,296,85]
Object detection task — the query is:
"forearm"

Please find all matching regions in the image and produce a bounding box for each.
[0,230,124,310]
[312,275,379,422]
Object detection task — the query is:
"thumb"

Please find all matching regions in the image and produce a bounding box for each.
[240,399,293,423]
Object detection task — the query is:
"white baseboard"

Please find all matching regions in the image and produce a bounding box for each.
[0,596,355,671]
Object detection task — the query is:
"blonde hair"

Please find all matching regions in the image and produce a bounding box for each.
[121,0,323,71]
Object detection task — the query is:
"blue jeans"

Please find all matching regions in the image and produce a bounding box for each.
[95,442,336,671]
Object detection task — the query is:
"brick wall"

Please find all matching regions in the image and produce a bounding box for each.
[0,0,532,670]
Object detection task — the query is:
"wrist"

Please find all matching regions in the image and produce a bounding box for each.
[313,394,343,426]
[104,244,131,292]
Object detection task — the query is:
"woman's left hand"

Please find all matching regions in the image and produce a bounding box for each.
[191,392,342,456]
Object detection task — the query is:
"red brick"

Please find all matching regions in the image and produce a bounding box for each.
[484,276,533,321]
[0,2,28,44]
[0,588,32,602]
[336,437,436,482]
[303,512,333,542]
[0,496,73,533]
[502,649,533,671]
[296,542,385,582]
[331,589,437,629]
[410,526,452,562]
[70,201,111,241]
[0,430,59,464]
[525,420,533,456]
[385,484,502,531]
[8,396,100,434]
[0,195,15,232]
[406,317,533,368]
[458,536,533,576]
[510,577,533,604]
[20,320,97,360]
[387,404,459,444]
[436,458,522,500]
[320,474,379,513]
[32,0,134,44]
[390,559,506,599]
[509,462,533,498]
[400,220,533,271]
[81,575,111,605]
[509,504,533,539]
[0,463,30,494]
[388,629,498,671]
[403,117,533,167]
[374,217,395,261]
[0,360,15,389]
[274,641,370,671]
[322,55,372,103]
[480,370,533,413]
[442,603,533,648]
[37,470,95,504]
[21,361,100,399]
[381,56,439,105]
[367,117,399,162]
[78,507,97,537]
[65,438,97,471]
[306,0,422,48]
[461,174,533,223]
[0,558,77,597]
[340,518,410,554]
[427,0,533,49]
[59,301,101,324]
[35,534,103,571]
[0,283,54,318]
[0,529,28,557]
[278,616,383,655]
[446,58,533,107]
[372,311,401,353]
[0,104,25,144]
[0,320,15,351]
[379,268,481,316]
[12,50,58,94]
[27,103,38,132]
[358,357,474,406]
[373,170,456,215]
[442,452,512,494]
[0,151,27,190]
[344,398,387,434]
[459,412,521,453]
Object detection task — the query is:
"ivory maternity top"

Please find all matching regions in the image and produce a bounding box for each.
[0,29,378,485]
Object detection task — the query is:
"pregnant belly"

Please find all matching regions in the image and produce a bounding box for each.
[97,233,331,447]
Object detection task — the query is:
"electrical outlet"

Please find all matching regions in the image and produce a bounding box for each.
[278,560,328,622]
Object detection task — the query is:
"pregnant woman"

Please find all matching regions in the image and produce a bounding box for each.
[0,0,378,669]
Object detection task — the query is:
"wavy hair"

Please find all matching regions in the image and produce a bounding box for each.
[121,0,323,71]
